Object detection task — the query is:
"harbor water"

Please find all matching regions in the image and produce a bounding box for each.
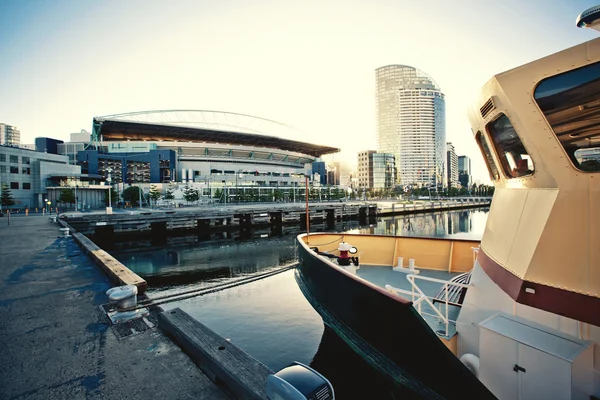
[112,207,489,399]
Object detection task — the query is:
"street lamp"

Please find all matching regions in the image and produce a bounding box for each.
[73,177,78,211]
[235,170,243,204]
[107,168,113,214]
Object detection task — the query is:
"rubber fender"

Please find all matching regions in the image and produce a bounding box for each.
[460,353,480,378]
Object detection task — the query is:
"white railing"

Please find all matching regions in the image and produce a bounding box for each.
[385,274,471,336]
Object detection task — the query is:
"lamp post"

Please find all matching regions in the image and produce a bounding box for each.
[235,171,243,204]
[107,168,113,214]
[74,177,78,211]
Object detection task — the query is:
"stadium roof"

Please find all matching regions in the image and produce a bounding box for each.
[93,110,339,158]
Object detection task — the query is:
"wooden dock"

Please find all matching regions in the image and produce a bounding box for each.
[158,307,273,400]
[59,203,378,247]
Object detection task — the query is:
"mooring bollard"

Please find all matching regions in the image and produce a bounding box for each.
[106,284,138,311]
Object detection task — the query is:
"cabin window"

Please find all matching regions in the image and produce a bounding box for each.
[475,131,500,181]
[534,62,600,172]
[487,114,534,178]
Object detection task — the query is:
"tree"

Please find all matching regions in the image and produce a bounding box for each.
[122,186,142,206]
[214,188,224,203]
[163,184,175,201]
[273,189,283,202]
[59,189,75,208]
[0,183,15,208]
[149,185,161,207]
[183,185,200,204]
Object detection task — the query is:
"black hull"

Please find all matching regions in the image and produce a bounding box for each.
[296,236,496,400]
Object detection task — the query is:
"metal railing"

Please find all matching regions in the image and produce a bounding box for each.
[385,274,472,336]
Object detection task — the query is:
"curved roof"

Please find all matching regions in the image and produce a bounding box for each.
[94,110,339,158]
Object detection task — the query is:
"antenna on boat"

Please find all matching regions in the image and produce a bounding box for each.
[576,5,600,31]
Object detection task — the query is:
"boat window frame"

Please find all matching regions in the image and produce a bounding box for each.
[475,130,500,181]
[533,62,600,173]
[485,114,535,179]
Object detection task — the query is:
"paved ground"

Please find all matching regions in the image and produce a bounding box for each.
[0,214,229,400]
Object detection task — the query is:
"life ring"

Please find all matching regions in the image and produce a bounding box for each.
[460,353,480,378]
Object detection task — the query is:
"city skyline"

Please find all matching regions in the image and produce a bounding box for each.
[1,0,597,185]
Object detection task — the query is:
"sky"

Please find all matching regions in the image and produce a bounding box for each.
[1,0,598,184]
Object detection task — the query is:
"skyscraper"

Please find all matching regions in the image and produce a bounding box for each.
[376,65,446,187]
[446,142,459,188]
[458,155,472,188]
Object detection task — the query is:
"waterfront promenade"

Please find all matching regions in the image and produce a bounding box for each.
[0,214,228,400]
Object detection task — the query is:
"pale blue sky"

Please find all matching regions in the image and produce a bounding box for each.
[1,0,597,183]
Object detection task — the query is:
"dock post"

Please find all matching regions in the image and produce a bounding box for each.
[94,224,115,249]
[151,221,167,246]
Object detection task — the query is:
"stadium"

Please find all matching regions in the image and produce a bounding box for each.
[77,110,341,203]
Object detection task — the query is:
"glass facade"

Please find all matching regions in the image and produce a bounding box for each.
[376,65,446,187]
[372,153,395,190]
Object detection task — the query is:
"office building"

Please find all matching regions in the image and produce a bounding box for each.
[376,65,446,187]
[0,145,106,210]
[327,161,340,186]
[357,150,376,190]
[458,155,472,188]
[372,153,396,190]
[357,150,395,190]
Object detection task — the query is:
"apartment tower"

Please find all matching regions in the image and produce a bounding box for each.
[446,142,459,188]
[0,124,21,146]
[376,65,446,187]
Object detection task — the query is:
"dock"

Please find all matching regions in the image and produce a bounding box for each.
[0,214,229,400]
[159,307,274,400]
[58,200,490,247]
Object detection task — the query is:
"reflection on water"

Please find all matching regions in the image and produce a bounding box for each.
[112,208,488,399]
[351,208,489,239]
[311,327,424,399]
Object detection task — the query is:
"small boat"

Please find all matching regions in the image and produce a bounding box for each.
[296,6,600,399]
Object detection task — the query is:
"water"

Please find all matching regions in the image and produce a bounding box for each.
[112,208,488,399]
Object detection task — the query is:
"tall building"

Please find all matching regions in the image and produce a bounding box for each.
[326,161,340,186]
[372,153,395,190]
[458,155,472,188]
[0,124,21,146]
[376,65,446,187]
[357,150,395,190]
[446,142,459,188]
[357,150,375,190]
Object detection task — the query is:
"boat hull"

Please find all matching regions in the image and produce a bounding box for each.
[296,234,495,399]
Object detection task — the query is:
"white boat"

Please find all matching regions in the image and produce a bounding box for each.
[296,6,600,399]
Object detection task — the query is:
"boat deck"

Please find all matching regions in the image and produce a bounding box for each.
[356,265,463,339]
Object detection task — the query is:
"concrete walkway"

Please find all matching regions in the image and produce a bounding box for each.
[0,214,228,400]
